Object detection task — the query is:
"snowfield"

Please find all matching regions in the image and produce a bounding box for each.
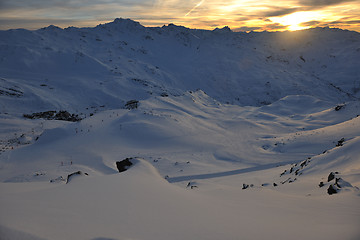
[0,18,360,240]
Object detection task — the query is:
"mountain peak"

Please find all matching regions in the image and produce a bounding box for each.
[212,26,232,33]
[98,18,144,31]
[40,25,63,31]
[162,23,190,31]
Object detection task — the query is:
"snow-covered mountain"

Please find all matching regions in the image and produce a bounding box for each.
[0,18,359,240]
[1,18,359,113]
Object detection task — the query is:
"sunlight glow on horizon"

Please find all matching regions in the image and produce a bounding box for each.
[270,11,324,31]
[0,0,359,32]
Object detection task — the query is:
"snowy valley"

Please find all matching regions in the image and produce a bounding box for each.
[0,18,360,240]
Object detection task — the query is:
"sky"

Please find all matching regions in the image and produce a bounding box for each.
[0,0,359,32]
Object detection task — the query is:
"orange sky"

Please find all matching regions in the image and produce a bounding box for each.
[0,0,359,32]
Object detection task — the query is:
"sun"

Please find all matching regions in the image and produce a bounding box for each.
[270,11,321,31]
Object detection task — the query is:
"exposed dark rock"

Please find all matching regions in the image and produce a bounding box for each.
[300,160,308,168]
[328,172,336,182]
[281,178,292,184]
[55,111,70,120]
[125,100,139,109]
[335,178,342,188]
[66,171,88,183]
[288,178,297,183]
[319,181,324,187]
[187,181,198,189]
[23,110,82,122]
[0,87,23,97]
[24,111,56,119]
[242,184,249,189]
[327,184,338,195]
[334,105,345,111]
[116,158,133,172]
[336,138,345,147]
[273,183,278,187]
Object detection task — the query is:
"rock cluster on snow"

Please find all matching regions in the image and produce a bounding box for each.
[23,110,82,122]
[125,100,139,110]
[321,171,354,195]
[0,86,23,97]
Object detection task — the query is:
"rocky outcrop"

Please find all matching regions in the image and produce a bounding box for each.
[23,110,82,122]
[327,172,336,182]
[116,158,133,172]
[66,171,88,183]
[327,184,338,195]
[125,100,139,110]
[336,138,345,147]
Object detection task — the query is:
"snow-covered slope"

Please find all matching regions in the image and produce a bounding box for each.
[0,19,359,240]
[1,18,359,114]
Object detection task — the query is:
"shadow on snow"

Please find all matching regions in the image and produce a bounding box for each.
[167,160,295,183]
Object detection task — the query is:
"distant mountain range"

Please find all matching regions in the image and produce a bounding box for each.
[1,18,359,115]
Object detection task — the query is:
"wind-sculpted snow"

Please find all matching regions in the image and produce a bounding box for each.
[0,19,360,240]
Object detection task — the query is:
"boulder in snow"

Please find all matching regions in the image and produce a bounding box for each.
[116,158,133,172]
[327,184,338,195]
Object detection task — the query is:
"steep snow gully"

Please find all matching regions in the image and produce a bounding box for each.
[0,18,360,240]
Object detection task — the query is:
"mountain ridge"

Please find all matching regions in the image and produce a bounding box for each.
[1,18,359,115]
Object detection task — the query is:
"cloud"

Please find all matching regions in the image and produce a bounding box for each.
[233,26,262,32]
[0,0,155,13]
[0,17,93,30]
[299,20,322,27]
[329,19,360,25]
[298,0,356,7]
[299,18,360,32]
[262,7,301,17]
[263,23,288,31]
[0,0,72,10]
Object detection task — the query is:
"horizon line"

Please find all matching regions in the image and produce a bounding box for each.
[1,18,359,34]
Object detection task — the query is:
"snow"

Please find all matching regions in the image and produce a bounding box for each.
[0,19,359,239]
